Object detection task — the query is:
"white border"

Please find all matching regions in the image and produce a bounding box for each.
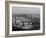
[9,4,43,34]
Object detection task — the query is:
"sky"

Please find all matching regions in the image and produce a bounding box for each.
[12,7,40,15]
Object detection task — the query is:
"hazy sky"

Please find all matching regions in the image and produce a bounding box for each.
[12,7,40,15]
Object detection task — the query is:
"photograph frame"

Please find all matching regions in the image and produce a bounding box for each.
[5,1,45,37]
